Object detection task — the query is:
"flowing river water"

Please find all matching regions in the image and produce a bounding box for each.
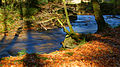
[0,15,120,58]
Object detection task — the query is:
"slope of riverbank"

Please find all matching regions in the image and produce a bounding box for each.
[0,27,120,67]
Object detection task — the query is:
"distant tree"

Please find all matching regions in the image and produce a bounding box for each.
[92,0,109,33]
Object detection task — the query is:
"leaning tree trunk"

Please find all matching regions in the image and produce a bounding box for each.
[92,0,109,33]
[63,0,74,33]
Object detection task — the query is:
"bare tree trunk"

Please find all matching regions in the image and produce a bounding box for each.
[92,0,109,33]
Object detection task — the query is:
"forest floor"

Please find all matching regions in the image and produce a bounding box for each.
[0,27,120,67]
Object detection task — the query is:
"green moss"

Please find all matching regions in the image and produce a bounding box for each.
[65,52,74,56]
[0,64,3,66]
[59,47,67,50]
[38,57,49,60]
[62,35,77,49]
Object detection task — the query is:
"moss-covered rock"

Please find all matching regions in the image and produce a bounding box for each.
[62,35,77,49]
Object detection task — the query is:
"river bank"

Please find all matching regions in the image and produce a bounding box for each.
[0,26,120,67]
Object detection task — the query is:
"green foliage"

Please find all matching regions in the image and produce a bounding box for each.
[17,49,27,56]
[0,64,3,66]
[0,4,21,32]
[0,0,41,32]
[78,38,87,46]
[0,8,5,32]
[38,57,49,60]
[24,7,39,17]
[37,0,48,4]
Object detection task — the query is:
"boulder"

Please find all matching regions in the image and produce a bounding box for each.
[62,35,77,49]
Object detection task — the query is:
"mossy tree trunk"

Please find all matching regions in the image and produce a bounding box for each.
[92,0,109,33]
[61,0,80,49]
[63,0,74,34]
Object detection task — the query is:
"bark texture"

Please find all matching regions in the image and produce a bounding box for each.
[92,0,109,33]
